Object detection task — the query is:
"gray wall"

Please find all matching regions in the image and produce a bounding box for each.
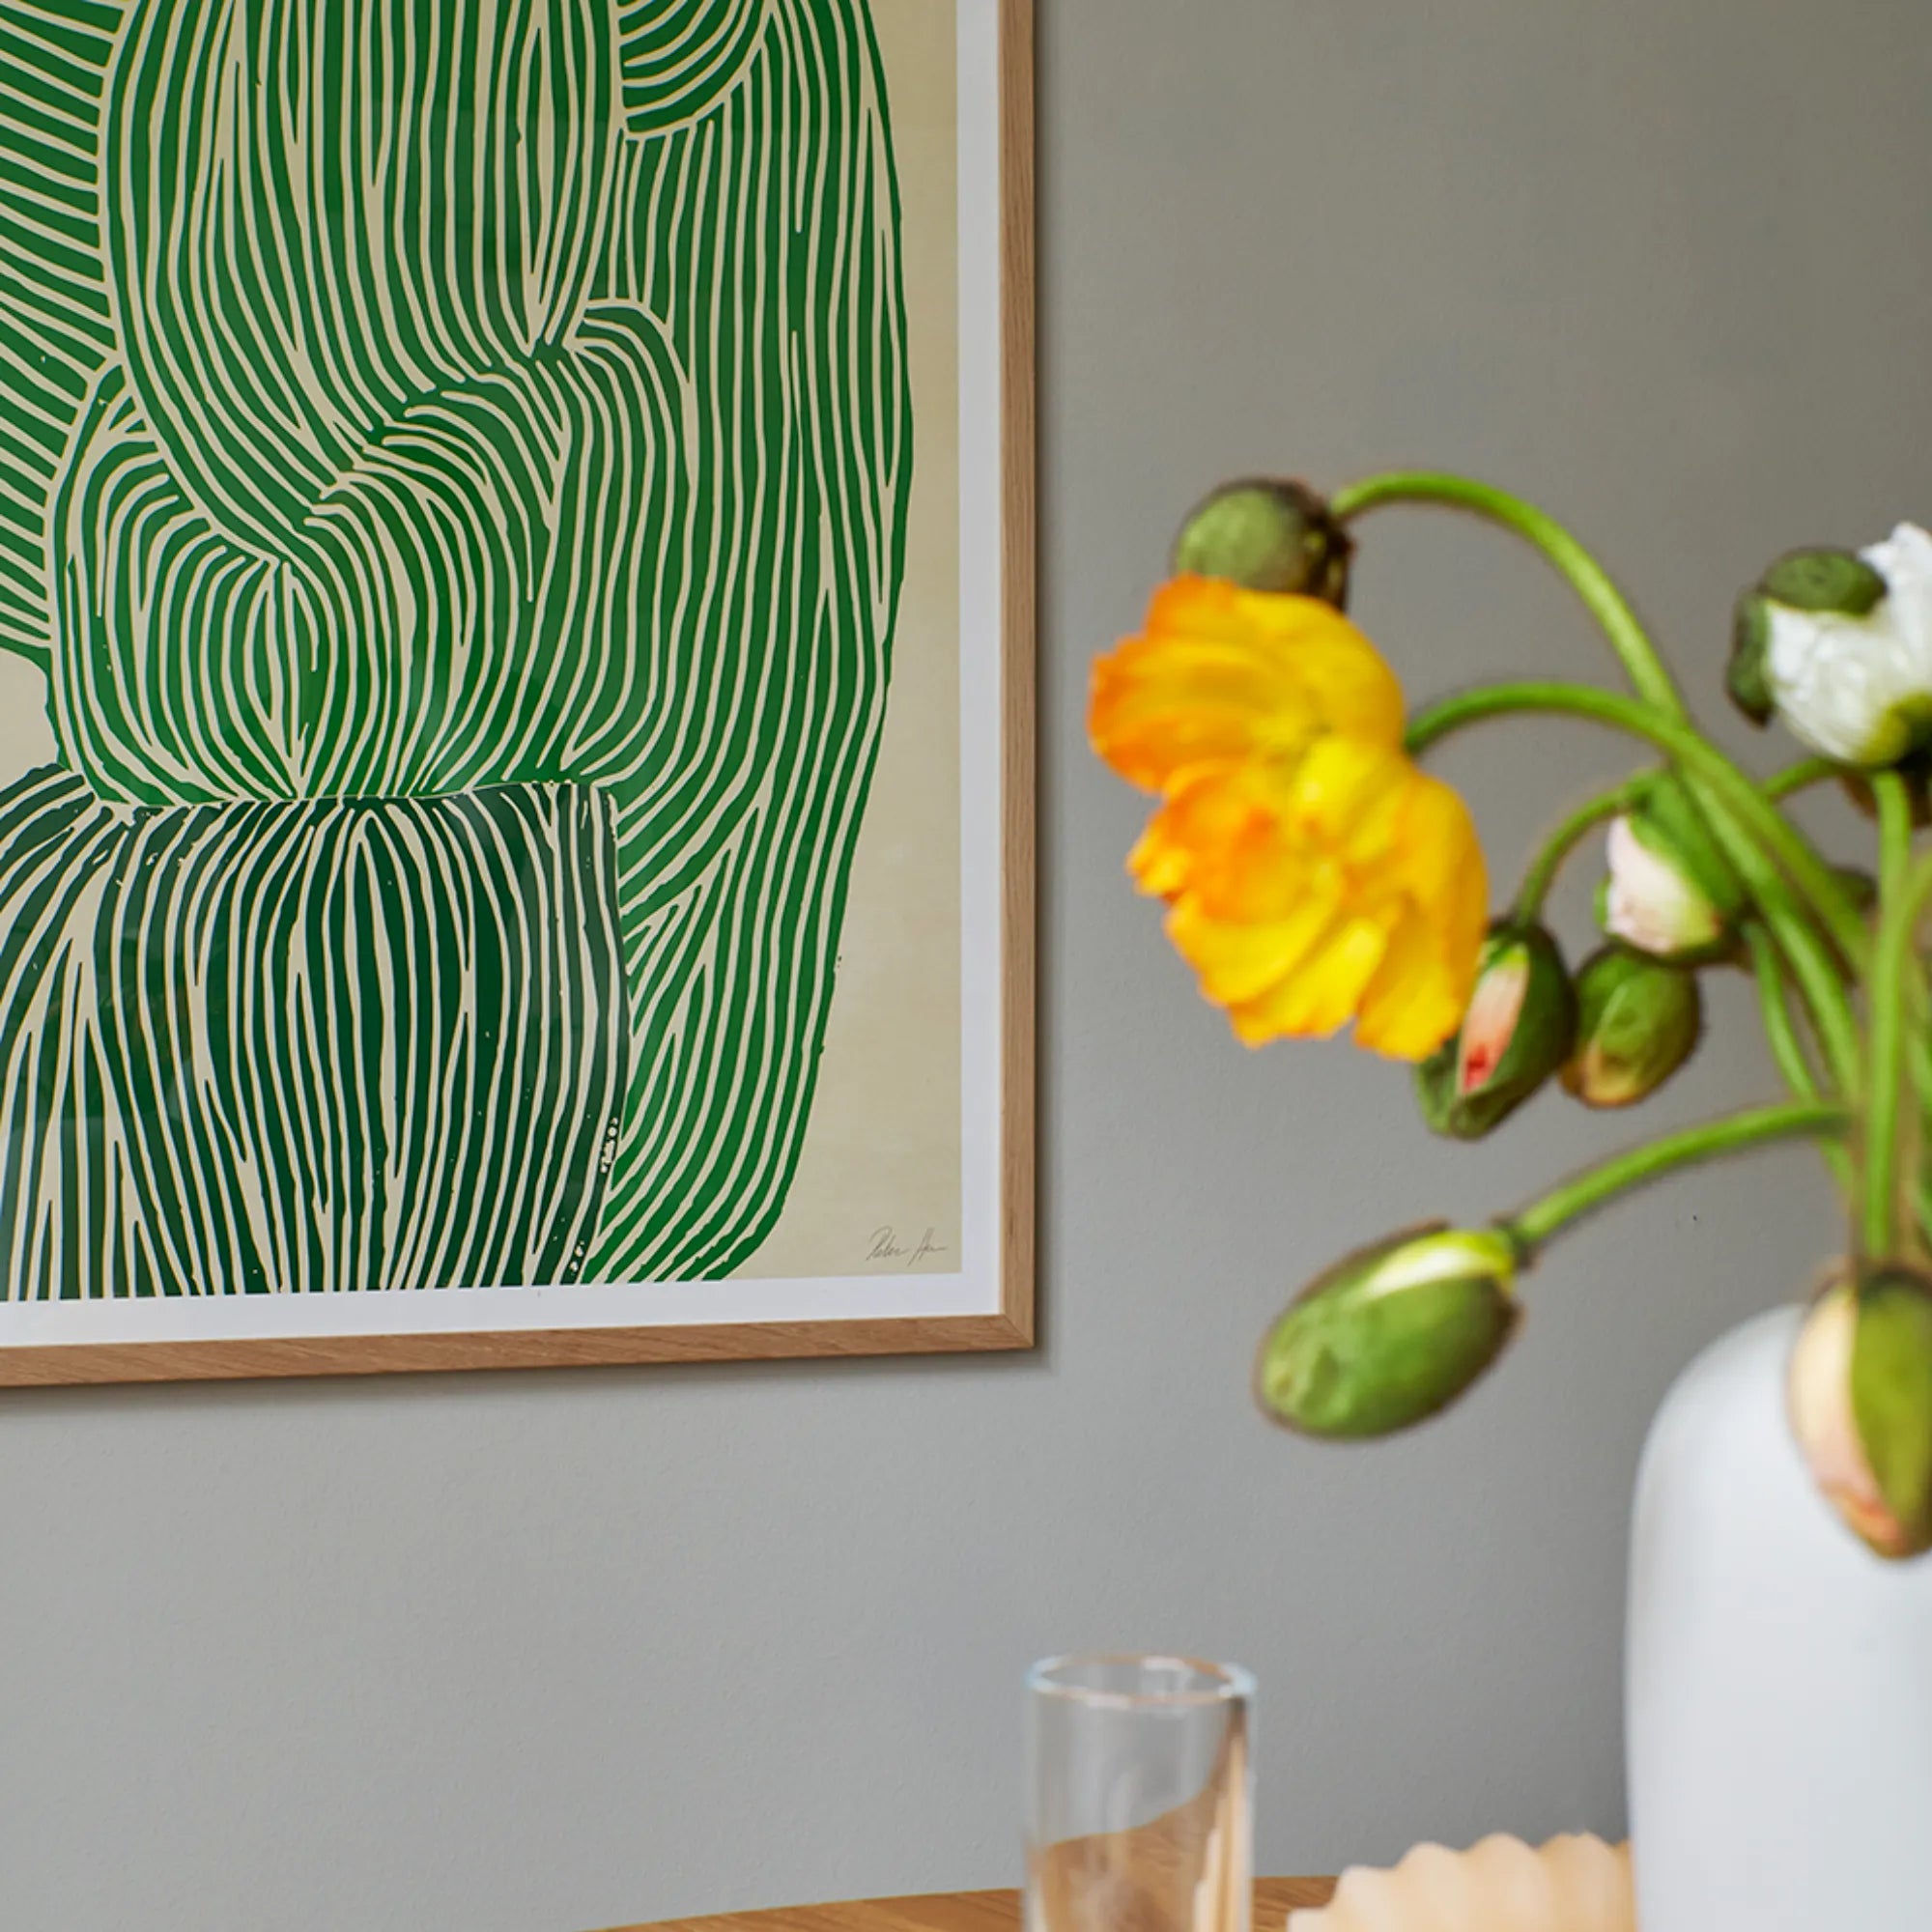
[5,3,1929,1927]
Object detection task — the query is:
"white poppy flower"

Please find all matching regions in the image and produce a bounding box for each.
[1763,525,1932,766]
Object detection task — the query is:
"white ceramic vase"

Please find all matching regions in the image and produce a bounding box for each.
[1626,1308,1932,1931]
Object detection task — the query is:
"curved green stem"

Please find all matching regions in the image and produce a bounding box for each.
[1746,925,1824,1097]
[1863,776,1927,1258]
[1502,1101,1849,1257]
[1331,472,1867,1100]
[1329,472,1686,715]
[1764,756,1843,804]
[1328,471,1859,957]
[1704,813,1862,1096]
[1514,784,1633,919]
[1745,924,1852,1193]
[1875,768,1915,895]
[1408,680,1862,1088]
[1406,681,1867,964]
[1911,1009,1932,1257]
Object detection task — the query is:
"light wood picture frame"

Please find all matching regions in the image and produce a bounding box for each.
[0,0,1035,1387]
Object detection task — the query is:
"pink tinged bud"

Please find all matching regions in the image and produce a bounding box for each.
[1603,815,1725,960]
[1789,1270,1932,1560]
[1457,952,1530,1097]
[1416,923,1575,1143]
[1789,1282,1901,1555]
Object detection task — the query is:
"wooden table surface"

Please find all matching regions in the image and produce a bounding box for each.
[614,1878,1338,1932]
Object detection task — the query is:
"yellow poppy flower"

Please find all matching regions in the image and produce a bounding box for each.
[1090,576,1488,1059]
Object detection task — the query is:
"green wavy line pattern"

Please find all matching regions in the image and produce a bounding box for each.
[619,0,772,134]
[0,0,123,666]
[0,765,628,1297]
[0,0,911,1296]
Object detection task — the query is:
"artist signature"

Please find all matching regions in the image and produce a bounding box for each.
[866,1225,948,1266]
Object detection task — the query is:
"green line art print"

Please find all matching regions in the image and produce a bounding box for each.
[0,0,912,1296]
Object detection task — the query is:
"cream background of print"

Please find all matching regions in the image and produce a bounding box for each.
[742,0,964,1281]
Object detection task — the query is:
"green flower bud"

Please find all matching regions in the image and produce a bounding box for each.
[1729,550,1887,725]
[1730,526,1932,767]
[1764,547,1889,613]
[1416,922,1576,1140]
[1173,479,1353,607]
[1560,947,1702,1109]
[1256,1223,1521,1439]
[1596,772,1744,965]
[1789,1266,1932,1560]
[1727,597,1776,725]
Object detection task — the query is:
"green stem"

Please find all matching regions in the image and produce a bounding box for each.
[1909,989,1932,1256]
[1746,925,1824,1097]
[1745,924,1852,1193]
[1863,777,1926,1258]
[1764,756,1842,803]
[1514,785,1633,919]
[1330,471,1865,1094]
[1502,1101,1849,1257]
[1875,769,1915,890]
[1703,811,1862,1096]
[1327,472,1854,930]
[1328,471,1686,715]
[1406,680,1867,964]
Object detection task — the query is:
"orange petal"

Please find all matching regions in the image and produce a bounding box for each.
[1354,910,1474,1061]
[1389,773,1490,983]
[1132,764,1325,922]
[1168,889,1342,1008]
[1127,765,1264,898]
[1153,579,1406,746]
[1089,576,1405,794]
[1092,639,1315,793]
[1284,633,1408,751]
[1349,777,1486,1060]
[1285,735,1411,867]
[1227,915,1392,1045]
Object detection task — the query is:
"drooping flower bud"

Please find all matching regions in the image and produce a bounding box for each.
[1416,922,1576,1140]
[1729,526,1932,766]
[1256,1223,1521,1439]
[1788,1266,1932,1560]
[1596,773,1744,964]
[1172,479,1353,607]
[1560,947,1702,1109]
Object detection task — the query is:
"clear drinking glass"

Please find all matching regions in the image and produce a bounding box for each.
[1025,1655,1255,1932]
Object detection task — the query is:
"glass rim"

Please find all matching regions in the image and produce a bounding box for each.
[1026,1652,1256,1710]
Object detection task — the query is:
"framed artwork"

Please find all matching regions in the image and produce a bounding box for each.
[0,0,1034,1383]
